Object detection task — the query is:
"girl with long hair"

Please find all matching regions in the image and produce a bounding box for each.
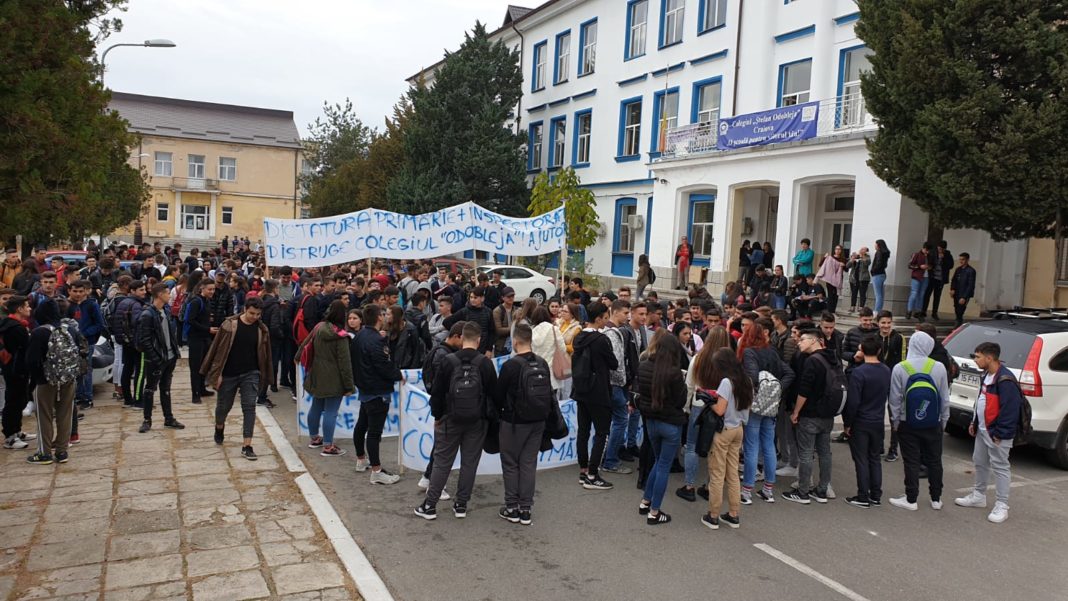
[871,239,891,312]
[678,326,731,501]
[635,333,688,524]
[557,303,582,354]
[387,305,423,369]
[301,300,354,457]
[699,347,752,530]
[737,321,793,505]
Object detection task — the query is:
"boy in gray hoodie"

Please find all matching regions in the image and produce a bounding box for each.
[887,331,950,511]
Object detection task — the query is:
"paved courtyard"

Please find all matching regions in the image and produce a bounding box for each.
[0,367,359,601]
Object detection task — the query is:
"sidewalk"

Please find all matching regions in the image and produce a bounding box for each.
[0,366,360,601]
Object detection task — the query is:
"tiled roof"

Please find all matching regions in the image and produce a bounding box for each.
[109,92,301,149]
[504,5,533,25]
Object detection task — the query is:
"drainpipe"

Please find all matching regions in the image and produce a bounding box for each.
[511,20,525,135]
[293,148,299,219]
[731,0,745,115]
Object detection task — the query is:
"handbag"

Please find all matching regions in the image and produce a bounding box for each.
[551,329,572,380]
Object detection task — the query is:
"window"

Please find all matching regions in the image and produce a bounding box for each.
[528,122,544,170]
[699,0,727,32]
[578,19,597,76]
[1050,349,1068,372]
[188,154,205,179]
[532,41,547,91]
[554,31,571,84]
[549,117,566,169]
[156,202,169,222]
[651,88,679,153]
[838,46,873,126]
[573,110,592,165]
[690,195,715,257]
[626,0,648,60]
[692,78,722,124]
[618,98,643,159]
[830,196,855,212]
[778,59,812,107]
[617,203,637,253]
[660,0,685,47]
[154,152,172,176]
[218,157,237,181]
[221,206,233,225]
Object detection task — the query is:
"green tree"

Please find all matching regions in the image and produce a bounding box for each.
[301,98,373,217]
[856,1,1068,248]
[388,21,526,216]
[356,95,413,210]
[0,0,149,245]
[528,168,599,275]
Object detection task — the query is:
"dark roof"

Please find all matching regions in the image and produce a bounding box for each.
[503,5,533,25]
[109,92,301,149]
[984,317,1068,334]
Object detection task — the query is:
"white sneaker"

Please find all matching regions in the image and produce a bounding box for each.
[931,500,943,510]
[22,401,35,417]
[954,491,987,508]
[889,496,918,511]
[370,469,401,485]
[3,435,28,450]
[439,488,451,501]
[775,465,798,477]
[987,501,1009,523]
[18,432,37,441]
[418,476,430,490]
[354,457,370,472]
[826,484,836,499]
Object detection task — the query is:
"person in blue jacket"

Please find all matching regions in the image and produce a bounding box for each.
[791,239,815,276]
[949,252,977,328]
[66,279,104,410]
[954,342,1021,524]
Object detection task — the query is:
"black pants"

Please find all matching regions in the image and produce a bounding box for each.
[120,346,142,406]
[187,335,210,396]
[826,284,839,313]
[500,421,545,509]
[923,279,945,316]
[2,372,31,437]
[898,425,944,503]
[425,417,487,507]
[354,396,389,466]
[576,401,611,477]
[142,357,176,422]
[792,298,826,319]
[281,337,296,388]
[215,371,260,439]
[637,416,654,487]
[850,281,869,308]
[848,423,884,502]
[953,299,968,327]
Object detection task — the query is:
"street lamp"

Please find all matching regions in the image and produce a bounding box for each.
[100,39,177,86]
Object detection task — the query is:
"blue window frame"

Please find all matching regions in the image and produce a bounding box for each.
[644,196,653,256]
[698,0,727,34]
[578,18,597,77]
[658,0,685,48]
[836,44,872,127]
[650,86,680,156]
[776,58,812,107]
[532,40,548,92]
[548,116,566,170]
[554,30,571,85]
[687,193,716,267]
[624,0,649,61]
[527,120,544,172]
[616,96,643,161]
[571,108,593,167]
[612,198,638,276]
[690,76,723,124]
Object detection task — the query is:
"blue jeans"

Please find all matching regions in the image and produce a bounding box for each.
[77,344,94,402]
[308,396,343,444]
[872,274,886,312]
[642,419,683,511]
[742,414,777,488]
[907,278,928,313]
[771,294,787,310]
[626,406,641,448]
[683,407,701,487]
[604,386,629,469]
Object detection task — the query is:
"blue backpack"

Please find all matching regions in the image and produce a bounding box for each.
[902,358,941,429]
[180,296,204,343]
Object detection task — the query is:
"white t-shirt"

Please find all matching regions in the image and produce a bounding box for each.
[719,378,750,429]
[977,372,995,432]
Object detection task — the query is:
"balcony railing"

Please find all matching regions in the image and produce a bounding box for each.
[170,177,220,191]
[660,92,875,160]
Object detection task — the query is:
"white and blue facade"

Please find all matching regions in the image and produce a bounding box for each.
[412,0,1026,315]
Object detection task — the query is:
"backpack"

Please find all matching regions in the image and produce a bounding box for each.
[101,292,122,337]
[446,354,485,424]
[43,321,86,385]
[994,375,1033,445]
[901,358,941,429]
[748,348,783,417]
[570,339,597,395]
[421,343,451,389]
[649,269,657,284]
[812,353,848,418]
[180,296,203,343]
[513,355,553,422]
[292,295,313,345]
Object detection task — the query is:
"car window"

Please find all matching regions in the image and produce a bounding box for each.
[943,325,1036,370]
[1050,348,1068,372]
[505,268,532,279]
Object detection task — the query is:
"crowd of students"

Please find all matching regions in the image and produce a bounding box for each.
[0,239,1019,528]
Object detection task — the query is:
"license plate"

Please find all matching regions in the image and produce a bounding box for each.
[958,372,980,387]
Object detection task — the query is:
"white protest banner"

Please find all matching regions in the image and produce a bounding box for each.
[295,365,411,439]
[263,201,566,267]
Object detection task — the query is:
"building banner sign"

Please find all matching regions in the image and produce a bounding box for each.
[716,101,820,151]
[263,201,565,267]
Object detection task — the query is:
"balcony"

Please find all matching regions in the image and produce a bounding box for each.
[170,177,220,192]
[660,92,875,160]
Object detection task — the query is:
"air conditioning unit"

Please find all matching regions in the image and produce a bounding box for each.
[627,214,645,230]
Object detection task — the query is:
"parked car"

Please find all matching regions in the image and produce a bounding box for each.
[92,338,115,386]
[475,265,556,304]
[43,251,89,269]
[432,258,473,275]
[942,315,1068,469]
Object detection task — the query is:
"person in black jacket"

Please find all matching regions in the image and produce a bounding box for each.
[260,279,284,395]
[443,287,495,356]
[949,252,977,328]
[415,321,497,520]
[843,337,891,508]
[24,299,80,464]
[351,304,402,484]
[416,323,464,497]
[871,239,891,312]
[185,280,216,404]
[210,271,234,328]
[922,240,954,321]
[571,302,618,491]
[136,283,185,433]
[783,331,837,504]
[113,281,148,409]
[635,333,688,525]
[1,296,33,449]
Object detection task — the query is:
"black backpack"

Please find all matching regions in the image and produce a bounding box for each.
[421,342,451,389]
[812,353,848,418]
[446,353,485,423]
[513,355,553,422]
[571,338,597,395]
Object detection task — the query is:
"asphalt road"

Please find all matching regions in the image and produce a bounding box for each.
[267,388,1068,601]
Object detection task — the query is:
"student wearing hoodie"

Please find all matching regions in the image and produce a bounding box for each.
[887,331,950,511]
[954,342,1022,524]
[843,337,891,507]
[113,280,148,409]
[571,302,618,491]
[25,299,82,464]
[1,296,34,449]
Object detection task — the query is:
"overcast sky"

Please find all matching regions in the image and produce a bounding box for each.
[102,0,521,135]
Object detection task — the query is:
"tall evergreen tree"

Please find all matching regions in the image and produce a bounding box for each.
[301,99,373,217]
[388,22,526,216]
[856,1,1068,248]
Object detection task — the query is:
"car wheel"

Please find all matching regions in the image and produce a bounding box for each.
[531,289,546,304]
[1046,419,1068,470]
[945,422,969,439]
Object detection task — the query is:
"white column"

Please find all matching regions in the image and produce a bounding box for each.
[810,1,837,100]
[175,191,183,237]
[773,179,796,267]
[209,193,218,238]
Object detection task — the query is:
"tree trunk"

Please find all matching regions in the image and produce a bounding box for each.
[1056,207,1065,287]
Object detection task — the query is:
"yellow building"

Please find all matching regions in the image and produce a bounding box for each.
[109,92,306,246]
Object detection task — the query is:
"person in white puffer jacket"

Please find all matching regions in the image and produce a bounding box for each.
[528,306,565,395]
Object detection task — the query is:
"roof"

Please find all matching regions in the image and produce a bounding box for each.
[109,92,302,150]
[503,5,533,25]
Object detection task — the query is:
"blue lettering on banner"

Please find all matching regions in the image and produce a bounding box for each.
[717,101,820,151]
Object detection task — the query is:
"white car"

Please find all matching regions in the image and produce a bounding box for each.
[476,265,557,304]
[942,317,1068,469]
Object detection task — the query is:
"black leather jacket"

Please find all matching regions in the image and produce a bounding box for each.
[137,304,179,366]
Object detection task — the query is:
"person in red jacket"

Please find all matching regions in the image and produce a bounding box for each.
[674,236,694,291]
